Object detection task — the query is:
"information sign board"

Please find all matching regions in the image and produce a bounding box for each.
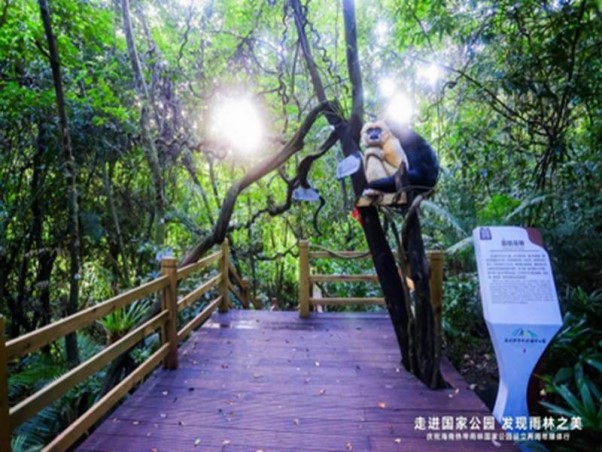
[473,226,563,429]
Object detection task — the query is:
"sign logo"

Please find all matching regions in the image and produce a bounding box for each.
[479,227,492,240]
[503,328,546,347]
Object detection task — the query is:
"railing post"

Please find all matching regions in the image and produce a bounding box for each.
[299,240,310,318]
[0,316,11,452]
[219,240,230,313]
[241,279,250,309]
[428,250,444,352]
[161,257,178,370]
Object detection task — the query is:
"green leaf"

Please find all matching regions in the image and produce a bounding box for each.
[554,367,573,384]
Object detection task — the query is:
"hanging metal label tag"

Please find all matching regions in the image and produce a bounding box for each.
[293,187,321,202]
[336,152,362,179]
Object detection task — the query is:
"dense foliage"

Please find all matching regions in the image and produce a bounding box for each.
[1,0,600,449]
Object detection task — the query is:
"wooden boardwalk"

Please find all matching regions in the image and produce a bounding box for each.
[79,310,514,451]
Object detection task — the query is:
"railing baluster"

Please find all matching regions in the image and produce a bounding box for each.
[219,240,230,313]
[161,257,178,370]
[427,250,444,354]
[299,240,310,318]
[0,316,11,452]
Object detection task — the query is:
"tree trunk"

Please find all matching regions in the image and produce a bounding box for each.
[38,0,80,367]
[103,161,131,285]
[403,204,446,388]
[121,0,165,245]
[291,0,413,366]
[290,0,445,387]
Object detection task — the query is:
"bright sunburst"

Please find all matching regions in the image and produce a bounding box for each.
[210,96,264,155]
[384,92,414,126]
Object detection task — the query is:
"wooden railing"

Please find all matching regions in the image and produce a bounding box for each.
[298,240,444,328]
[0,240,254,451]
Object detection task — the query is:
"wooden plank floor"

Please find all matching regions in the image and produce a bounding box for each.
[79,310,515,451]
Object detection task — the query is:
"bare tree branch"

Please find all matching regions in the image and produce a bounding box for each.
[179,100,338,266]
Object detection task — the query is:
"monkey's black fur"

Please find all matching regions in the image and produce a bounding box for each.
[367,122,439,193]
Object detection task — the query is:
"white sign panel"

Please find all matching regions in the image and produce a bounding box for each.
[474,226,561,325]
[473,226,563,430]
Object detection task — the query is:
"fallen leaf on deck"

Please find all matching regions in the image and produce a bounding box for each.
[378,402,386,409]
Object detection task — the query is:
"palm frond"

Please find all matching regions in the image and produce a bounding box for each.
[421,200,467,238]
[446,236,473,255]
[504,194,550,222]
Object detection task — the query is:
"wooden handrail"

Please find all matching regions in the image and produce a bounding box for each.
[9,310,168,429]
[0,239,250,451]
[298,240,445,319]
[309,250,371,259]
[310,297,385,306]
[177,274,222,312]
[177,296,222,343]
[177,250,222,281]
[0,317,10,452]
[43,343,170,452]
[310,274,379,283]
[6,275,169,360]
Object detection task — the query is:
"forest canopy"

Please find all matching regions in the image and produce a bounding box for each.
[0,0,601,447]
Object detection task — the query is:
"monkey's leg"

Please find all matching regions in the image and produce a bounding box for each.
[367,176,397,193]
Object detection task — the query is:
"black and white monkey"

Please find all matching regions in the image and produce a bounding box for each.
[364,120,439,193]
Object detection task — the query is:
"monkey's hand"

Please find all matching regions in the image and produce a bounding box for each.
[394,164,410,192]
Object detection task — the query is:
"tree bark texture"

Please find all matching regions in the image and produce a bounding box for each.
[121,0,165,245]
[38,0,80,367]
